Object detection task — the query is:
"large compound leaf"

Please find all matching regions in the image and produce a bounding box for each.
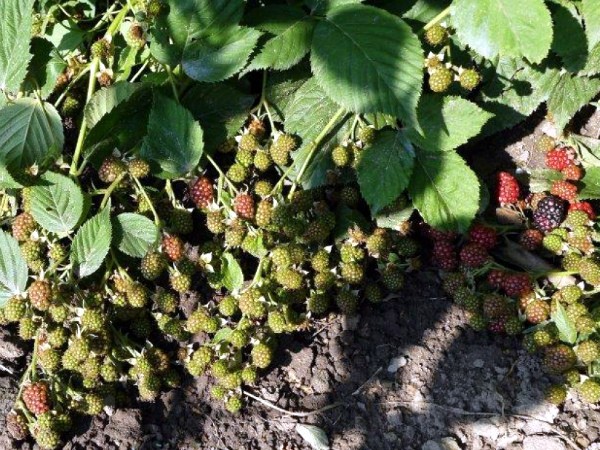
[183,26,262,82]
[140,93,204,178]
[579,167,600,200]
[356,131,415,214]
[85,82,144,128]
[150,0,244,66]
[305,0,363,14]
[407,96,492,152]
[30,172,84,234]
[311,4,423,126]
[113,213,158,258]
[402,0,450,23]
[0,98,63,171]
[0,0,35,94]
[245,6,315,73]
[550,2,588,73]
[24,38,68,99]
[582,0,600,48]
[0,230,28,305]
[71,206,112,278]
[264,63,312,122]
[409,149,480,233]
[181,82,255,152]
[451,0,552,63]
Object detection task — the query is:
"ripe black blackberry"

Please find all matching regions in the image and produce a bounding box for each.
[533,196,566,232]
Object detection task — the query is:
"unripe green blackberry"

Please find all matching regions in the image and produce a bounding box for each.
[236,147,254,168]
[255,200,273,227]
[4,297,27,322]
[192,346,213,367]
[187,309,210,334]
[98,156,126,183]
[90,38,112,59]
[543,234,563,254]
[239,133,259,152]
[125,22,146,48]
[525,300,550,324]
[219,371,242,390]
[148,348,170,373]
[215,296,236,317]
[139,374,162,401]
[340,186,360,207]
[340,244,364,263]
[268,310,287,333]
[533,327,558,349]
[288,244,306,264]
[238,295,266,319]
[170,271,192,293]
[211,359,230,379]
[141,252,167,280]
[47,327,68,348]
[241,366,258,384]
[254,150,272,172]
[558,285,582,304]
[81,309,105,332]
[69,338,91,361]
[83,392,104,415]
[230,329,249,348]
[357,126,377,145]
[154,290,178,313]
[12,212,36,241]
[424,24,447,46]
[314,271,335,290]
[365,283,384,303]
[168,209,193,235]
[271,247,292,268]
[35,428,61,449]
[210,385,226,400]
[206,210,226,234]
[61,96,80,116]
[381,265,404,291]
[576,340,600,364]
[562,252,582,271]
[82,356,101,380]
[254,180,273,197]
[311,250,330,273]
[504,316,523,336]
[276,268,303,290]
[366,232,389,257]
[522,333,537,353]
[38,348,61,373]
[19,317,36,340]
[304,220,330,243]
[163,368,181,388]
[341,262,364,284]
[332,145,351,167]
[564,369,580,386]
[468,313,488,331]
[270,134,296,166]
[100,363,119,382]
[566,303,588,322]
[579,257,600,286]
[227,163,248,183]
[48,243,67,262]
[576,315,596,334]
[336,289,358,314]
[224,223,246,247]
[21,240,43,264]
[579,379,600,403]
[131,314,153,338]
[28,258,45,273]
[428,66,453,93]
[226,395,243,413]
[146,0,163,17]
[545,384,567,405]
[252,342,274,369]
[459,69,481,91]
[127,158,151,178]
[126,283,148,308]
[306,292,329,314]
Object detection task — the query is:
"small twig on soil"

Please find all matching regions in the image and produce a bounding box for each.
[207,416,231,450]
[242,390,344,417]
[385,400,582,450]
[352,367,383,396]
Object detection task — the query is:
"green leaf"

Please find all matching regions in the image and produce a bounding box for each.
[552,301,577,344]
[549,1,588,73]
[582,42,600,76]
[408,149,479,233]
[46,19,85,55]
[30,172,84,234]
[140,93,204,178]
[212,327,233,344]
[305,0,363,14]
[528,169,563,193]
[0,98,63,171]
[311,4,423,125]
[150,0,245,66]
[182,26,262,82]
[181,82,255,152]
[264,63,312,122]
[582,0,600,48]
[221,252,244,291]
[0,164,22,189]
[245,6,315,73]
[333,205,370,241]
[541,71,600,132]
[71,206,112,278]
[579,167,600,199]
[23,38,68,99]
[356,131,414,214]
[375,205,415,230]
[0,230,28,305]
[451,0,553,63]
[113,213,159,258]
[402,0,450,23]
[0,0,35,94]
[85,82,144,128]
[406,96,493,152]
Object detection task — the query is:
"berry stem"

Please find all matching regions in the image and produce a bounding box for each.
[15,333,40,404]
[131,174,161,226]
[164,64,179,101]
[53,65,91,108]
[288,106,347,198]
[100,173,127,209]
[421,6,451,32]
[205,153,239,195]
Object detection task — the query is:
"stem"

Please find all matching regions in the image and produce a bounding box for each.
[130,59,150,82]
[131,174,161,226]
[54,66,91,108]
[422,6,451,31]
[206,154,239,195]
[165,65,179,101]
[16,335,40,402]
[288,106,346,198]
[100,173,126,209]
[243,390,344,417]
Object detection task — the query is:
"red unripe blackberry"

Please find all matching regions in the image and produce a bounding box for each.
[543,344,576,373]
[468,224,497,250]
[442,272,466,295]
[23,382,51,415]
[482,294,509,319]
[569,201,595,220]
[550,180,578,202]
[488,317,506,334]
[519,229,543,251]
[533,195,566,232]
[12,212,36,241]
[98,156,126,183]
[496,171,520,204]
[248,117,266,138]
[562,164,583,181]
[459,243,489,268]
[525,300,550,324]
[29,280,52,311]
[431,240,457,270]
[234,193,255,220]
[486,269,505,289]
[502,273,531,297]
[190,176,214,209]
[162,234,184,262]
[545,147,575,171]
